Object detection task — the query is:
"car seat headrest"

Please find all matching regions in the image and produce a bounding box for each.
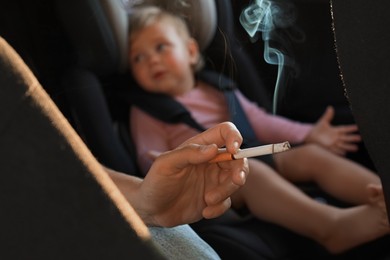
[102,0,129,73]
[57,0,217,76]
[56,0,128,75]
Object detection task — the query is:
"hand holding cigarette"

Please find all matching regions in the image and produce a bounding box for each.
[209,141,291,163]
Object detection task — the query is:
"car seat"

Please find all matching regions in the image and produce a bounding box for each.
[52,1,328,259]
[0,36,164,259]
[52,0,390,259]
[331,0,390,225]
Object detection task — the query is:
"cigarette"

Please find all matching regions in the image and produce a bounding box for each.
[209,141,291,163]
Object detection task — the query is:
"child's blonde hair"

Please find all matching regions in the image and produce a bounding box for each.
[128,6,204,71]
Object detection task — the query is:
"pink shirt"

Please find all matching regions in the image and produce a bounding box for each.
[131,83,312,174]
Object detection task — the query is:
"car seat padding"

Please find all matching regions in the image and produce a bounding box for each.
[331,0,390,216]
[0,37,163,259]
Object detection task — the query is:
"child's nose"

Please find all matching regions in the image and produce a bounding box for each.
[148,53,160,64]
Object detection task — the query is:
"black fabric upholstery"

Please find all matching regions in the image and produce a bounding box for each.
[55,0,122,76]
[0,37,163,259]
[276,0,350,123]
[331,0,390,218]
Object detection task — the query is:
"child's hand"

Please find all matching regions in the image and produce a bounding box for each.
[304,106,361,156]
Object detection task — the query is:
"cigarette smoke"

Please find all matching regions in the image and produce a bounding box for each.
[240,0,302,114]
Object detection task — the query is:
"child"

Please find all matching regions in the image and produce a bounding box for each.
[127,6,389,254]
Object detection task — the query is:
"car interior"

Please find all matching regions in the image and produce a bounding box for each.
[1,0,390,259]
[0,34,163,259]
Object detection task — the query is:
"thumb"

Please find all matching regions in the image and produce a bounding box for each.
[318,106,334,124]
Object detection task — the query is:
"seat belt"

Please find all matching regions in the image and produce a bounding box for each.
[121,70,260,147]
[119,84,205,132]
[198,70,261,147]
[223,90,261,147]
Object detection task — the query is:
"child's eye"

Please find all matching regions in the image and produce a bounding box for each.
[156,43,167,52]
[132,54,145,64]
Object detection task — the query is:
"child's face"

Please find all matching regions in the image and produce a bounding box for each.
[129,20,199,96]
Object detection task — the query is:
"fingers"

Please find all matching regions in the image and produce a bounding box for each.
[218,122,242,154]
[158,122,243,170]
[218,159,249,186]
[339,133,361,144]
[202,161,249,219]
[338,124,359,133]
[181,122,242,153]
[331,125,361,154]
[337,142,359,153]
[203,160,249,207]
[202,198,232,219]
[204,171,243,205]
[336,124,360,141]
[159,143,219,170]
[329,141,358,156]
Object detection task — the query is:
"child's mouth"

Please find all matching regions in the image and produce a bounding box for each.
[153,71,166,79]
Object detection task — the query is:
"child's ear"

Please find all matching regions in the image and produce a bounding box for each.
[187,38,200,65]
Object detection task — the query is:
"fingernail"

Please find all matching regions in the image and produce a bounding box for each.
[233,141,239,151]
[239,171,246,184]
[200,144,213,153]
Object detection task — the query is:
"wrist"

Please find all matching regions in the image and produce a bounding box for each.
[122,178,161,226]
[106,168,157,226]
